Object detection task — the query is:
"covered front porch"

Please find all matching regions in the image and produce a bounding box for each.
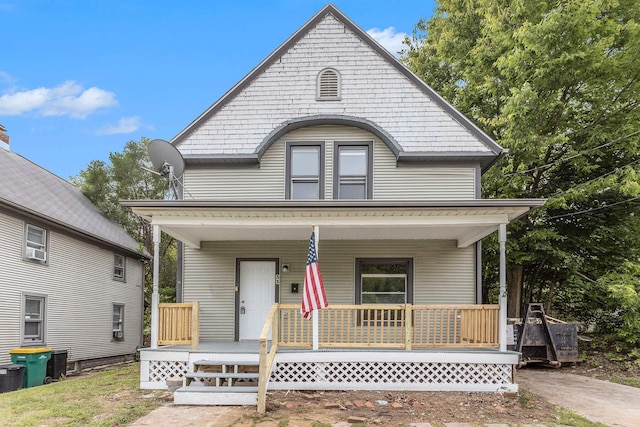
[124,199,544,410]
[141,302,518,410]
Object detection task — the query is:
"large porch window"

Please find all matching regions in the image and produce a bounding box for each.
[356,258,414,304]
[356,258,413,324]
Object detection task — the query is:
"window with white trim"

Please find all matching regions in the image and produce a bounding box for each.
[112,304,124,341]
[24,295,45,344]
[113,254,125,281]
[286,142,325,199]
[24,224,47,263]
[316,68,340,100]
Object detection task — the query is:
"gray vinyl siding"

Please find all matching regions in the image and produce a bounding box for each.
[184,125,476,200]
[0,211,144,365]
[183,239,474,340]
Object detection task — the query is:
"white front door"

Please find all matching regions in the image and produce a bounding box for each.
[239,261,276,340]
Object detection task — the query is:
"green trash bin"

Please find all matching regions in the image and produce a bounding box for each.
[9,348,52,388]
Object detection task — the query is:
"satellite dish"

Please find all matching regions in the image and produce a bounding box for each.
[147,139,185,199]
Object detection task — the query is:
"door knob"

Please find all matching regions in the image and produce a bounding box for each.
[240,306,246,314]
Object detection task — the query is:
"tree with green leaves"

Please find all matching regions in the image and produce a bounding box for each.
[72,138,177,305]
[405,0,640,350]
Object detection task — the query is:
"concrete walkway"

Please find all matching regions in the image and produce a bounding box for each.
[130,405,245,427]
[518,368,640,427]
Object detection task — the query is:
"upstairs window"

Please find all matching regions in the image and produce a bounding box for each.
[317,68,340,100]
[112,304,124,341]
[113,254,126,281]
[334,142,373,199]
[24,224,47,263]
[286,142,325,199]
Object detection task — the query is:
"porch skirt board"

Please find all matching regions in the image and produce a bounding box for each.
[268,351,518,393]
[140,349,519,393]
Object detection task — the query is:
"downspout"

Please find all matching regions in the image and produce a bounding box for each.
[498,224,507,352]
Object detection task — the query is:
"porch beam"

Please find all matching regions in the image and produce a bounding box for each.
[498,224,507,352]
[456,226,499,248]
[154,227,201,249]
[144,214,511,227]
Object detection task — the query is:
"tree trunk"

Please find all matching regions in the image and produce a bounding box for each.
[507,265,524,318]
[545,269,558,314]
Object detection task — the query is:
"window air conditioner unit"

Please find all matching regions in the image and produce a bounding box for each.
[26,247,46,262]
[113,331,124,339]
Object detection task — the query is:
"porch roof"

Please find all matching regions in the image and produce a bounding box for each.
[122,199,545,249]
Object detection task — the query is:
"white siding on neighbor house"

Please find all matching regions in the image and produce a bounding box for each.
[0,211,144,365]
[177,15,493,157]
[183,239,474,341]
[184,125,476,200]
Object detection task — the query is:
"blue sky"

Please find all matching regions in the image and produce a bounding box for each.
[1,1,436,179]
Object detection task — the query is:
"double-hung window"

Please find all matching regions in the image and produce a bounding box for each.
[286,142,324,199]
[24,295,45,344]
[356,258,413,304]
[112,304,124,341]
[113,254,126,281]
[25,224,47,262]
[356,258,413,325]
[334,142,372,199]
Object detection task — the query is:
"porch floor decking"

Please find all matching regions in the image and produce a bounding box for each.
[143,341,511,354]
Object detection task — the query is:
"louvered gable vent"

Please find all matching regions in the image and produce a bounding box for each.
[317,68,341,100]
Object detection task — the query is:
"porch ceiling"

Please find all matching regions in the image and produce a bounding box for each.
[122,199,545,249]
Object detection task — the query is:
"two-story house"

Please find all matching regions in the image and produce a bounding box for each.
[0,137,148,373]
[125,4,544,409]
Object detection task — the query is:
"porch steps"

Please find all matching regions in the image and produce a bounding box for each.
[174,359,260,406]
[174,385,258,406]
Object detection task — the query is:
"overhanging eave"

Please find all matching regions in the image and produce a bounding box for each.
[122,199,544,249]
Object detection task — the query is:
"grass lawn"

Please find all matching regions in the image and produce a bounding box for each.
[0,362,167,427]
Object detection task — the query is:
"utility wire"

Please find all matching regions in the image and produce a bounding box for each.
[546,195,640,220]
[505,129,640,177]
[550,157,640,197]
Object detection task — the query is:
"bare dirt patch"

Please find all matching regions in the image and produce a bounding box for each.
[563,350,640,382]
[231,389,556,426]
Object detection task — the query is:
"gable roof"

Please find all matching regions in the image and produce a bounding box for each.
[171,4,503,171]
[0,149,148,259]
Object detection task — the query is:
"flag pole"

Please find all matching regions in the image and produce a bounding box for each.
[312,224,319,351]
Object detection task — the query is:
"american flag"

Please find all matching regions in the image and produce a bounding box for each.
[301,231,328,319]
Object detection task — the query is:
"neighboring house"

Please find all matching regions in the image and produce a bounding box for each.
[125,4,545,408]
[0,137,149,370]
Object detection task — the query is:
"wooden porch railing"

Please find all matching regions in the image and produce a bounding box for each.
[157,302,200,349]
[257,304,279,414]
[276,303,499,349]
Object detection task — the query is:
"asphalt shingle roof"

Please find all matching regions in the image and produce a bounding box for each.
[0,149,147,258]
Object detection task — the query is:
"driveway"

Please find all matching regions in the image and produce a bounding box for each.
[518,368,640,427]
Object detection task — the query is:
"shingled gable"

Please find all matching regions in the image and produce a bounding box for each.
[171,3,504,171]
[0,149,148,259]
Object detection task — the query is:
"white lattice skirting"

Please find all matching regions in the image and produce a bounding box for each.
[269,351,518,392]
[140,350,519,392]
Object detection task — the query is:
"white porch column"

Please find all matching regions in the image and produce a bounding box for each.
[312,225,319,351]
[150,225,160,349]
[498,223,507,352]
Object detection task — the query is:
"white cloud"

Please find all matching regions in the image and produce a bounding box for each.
[367,27,409,58]
[96,116,141,135]
[0,71,15,84]
[0,81,118,118]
